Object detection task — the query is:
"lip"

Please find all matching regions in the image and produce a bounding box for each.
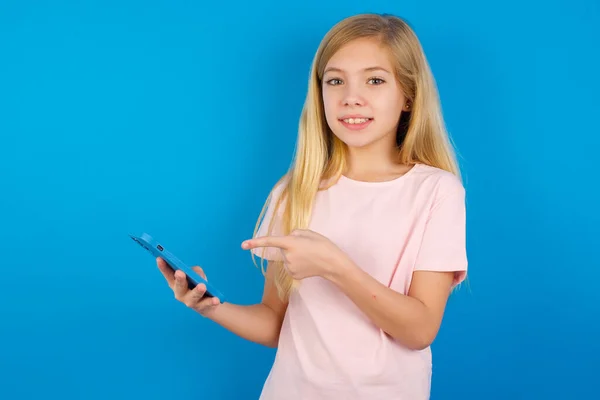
[338,116,374,131]
[339,114,373,120]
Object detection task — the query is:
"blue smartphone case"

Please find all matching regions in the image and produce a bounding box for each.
[130,233,226,303]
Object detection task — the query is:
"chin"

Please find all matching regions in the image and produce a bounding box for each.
[331,128,381,149]
[335,134,379,149]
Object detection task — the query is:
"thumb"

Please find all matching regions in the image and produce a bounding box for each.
[192,266,207,280]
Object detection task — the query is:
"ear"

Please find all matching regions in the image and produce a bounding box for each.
[403,100,412,111]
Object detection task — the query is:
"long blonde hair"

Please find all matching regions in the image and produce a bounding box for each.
[253,13,463,300]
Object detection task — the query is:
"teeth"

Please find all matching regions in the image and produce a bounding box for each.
[343,118,369,124]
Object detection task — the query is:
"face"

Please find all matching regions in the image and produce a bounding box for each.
[321,37,409,151]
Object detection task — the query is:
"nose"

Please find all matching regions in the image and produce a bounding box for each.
[341,83,365,106]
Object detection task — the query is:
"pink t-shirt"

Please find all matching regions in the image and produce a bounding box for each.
[252,163,468,400]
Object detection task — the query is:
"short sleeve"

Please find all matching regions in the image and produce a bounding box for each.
[251,180,286,262]
[413,178,468,287]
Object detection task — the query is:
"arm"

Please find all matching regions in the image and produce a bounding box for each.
[327,181,466,350]
[324,183,466,350]
[240,232,455,350]
[159,257,287,348]
[203,260,288,348]
[325,262,455,350]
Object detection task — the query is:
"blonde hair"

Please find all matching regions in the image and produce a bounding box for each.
[252,13,463,300]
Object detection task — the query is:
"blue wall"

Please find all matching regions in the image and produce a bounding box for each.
[1,1,598,399]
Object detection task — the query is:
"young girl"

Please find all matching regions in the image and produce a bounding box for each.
[157,12,468,400]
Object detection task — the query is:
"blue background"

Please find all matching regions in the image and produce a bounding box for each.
[1,1,598,399]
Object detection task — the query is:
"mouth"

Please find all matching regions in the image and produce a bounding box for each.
[338,116,374,130]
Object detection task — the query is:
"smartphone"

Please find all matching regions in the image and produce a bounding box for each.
[130,233,226,303]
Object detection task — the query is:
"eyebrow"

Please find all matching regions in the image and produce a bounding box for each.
[323,66,391,74]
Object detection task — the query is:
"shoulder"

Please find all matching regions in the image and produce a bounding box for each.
[412,163,465,200]
[262,174,290,212]
[269,174,289,198]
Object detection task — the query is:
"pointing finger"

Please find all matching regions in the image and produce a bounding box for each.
[242,235,290,250]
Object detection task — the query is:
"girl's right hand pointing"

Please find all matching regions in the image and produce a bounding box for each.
[156,257,221,316]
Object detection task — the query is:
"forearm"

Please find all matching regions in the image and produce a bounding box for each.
[202,302,282,348]
[326,261,436,350]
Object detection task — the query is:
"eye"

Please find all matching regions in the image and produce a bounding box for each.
[368,77,385,85]
[325,78,343,86]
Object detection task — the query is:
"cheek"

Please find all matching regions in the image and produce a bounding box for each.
[374,91,404,122]
[322,90,338,121]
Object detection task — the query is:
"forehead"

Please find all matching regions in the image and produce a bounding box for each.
[324,37,393,73]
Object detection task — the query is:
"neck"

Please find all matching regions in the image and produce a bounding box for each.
[344,143,408,181]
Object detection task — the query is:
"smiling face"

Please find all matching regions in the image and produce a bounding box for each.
[321,37,409,152]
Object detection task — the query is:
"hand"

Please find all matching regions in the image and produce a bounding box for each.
[241,229,349,280]
[156,257,221,316]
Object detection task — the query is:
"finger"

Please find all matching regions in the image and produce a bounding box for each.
[278,248,290,264]
[185,285,221,312]
[157,257,175,287]
[192,266,207,280]
[184,282,207,305]
[291,229,317,237]
[195,296,221,314]
[242,235,290,250]
[173,270,188,299]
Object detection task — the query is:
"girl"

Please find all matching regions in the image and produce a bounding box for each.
[157,12,468,400]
